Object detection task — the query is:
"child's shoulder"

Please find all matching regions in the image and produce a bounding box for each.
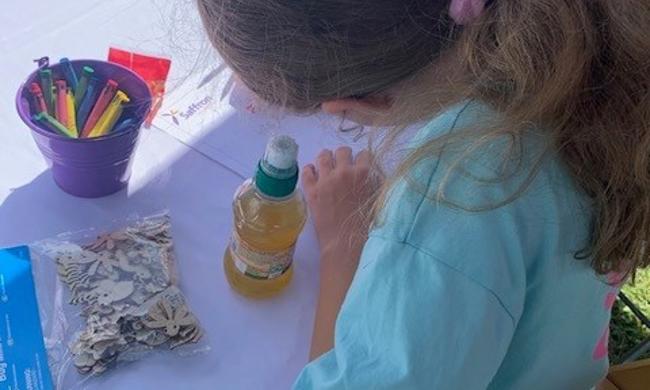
[373,101,593,316]
[380,100,590,237]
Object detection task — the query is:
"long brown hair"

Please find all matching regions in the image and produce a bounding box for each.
[198,0,650,276]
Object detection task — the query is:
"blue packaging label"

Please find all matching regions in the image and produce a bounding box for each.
[0,246,53,390]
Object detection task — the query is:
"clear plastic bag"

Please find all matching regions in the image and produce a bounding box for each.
[29,212,207,389]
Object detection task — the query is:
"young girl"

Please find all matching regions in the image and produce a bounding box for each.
[198,0,650,388]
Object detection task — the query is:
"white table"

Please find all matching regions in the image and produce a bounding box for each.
[0,1,367,388]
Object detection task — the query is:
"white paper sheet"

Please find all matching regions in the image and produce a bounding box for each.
[151,62,370,177]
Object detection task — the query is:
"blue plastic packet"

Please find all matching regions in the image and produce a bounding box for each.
[0,246,53,390]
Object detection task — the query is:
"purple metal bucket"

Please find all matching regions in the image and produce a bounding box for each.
[15,60,152,198]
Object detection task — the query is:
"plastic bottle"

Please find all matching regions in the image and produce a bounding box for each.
[224,135,307,299]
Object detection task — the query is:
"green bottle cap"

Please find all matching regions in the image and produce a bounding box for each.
[255,135,299,198]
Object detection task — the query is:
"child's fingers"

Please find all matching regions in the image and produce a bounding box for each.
[355,150,372,167]
[302,164,318,186]
[335,147,353,167]
[317,149,334,174]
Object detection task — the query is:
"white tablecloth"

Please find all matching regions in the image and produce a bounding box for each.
[0,1,367,388]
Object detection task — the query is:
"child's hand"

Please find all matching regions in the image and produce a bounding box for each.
[302,147,381,262]
[303,147,382,359]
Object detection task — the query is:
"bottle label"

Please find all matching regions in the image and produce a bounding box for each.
[229,231,295,280]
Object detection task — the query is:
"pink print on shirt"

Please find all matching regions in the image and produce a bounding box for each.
[592,271,625,361]
[593,326,610,360]
[604,292,617,310]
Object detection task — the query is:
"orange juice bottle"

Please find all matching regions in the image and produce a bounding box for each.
[224,135,307,299]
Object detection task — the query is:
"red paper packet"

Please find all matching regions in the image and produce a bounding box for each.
[108,48,171,128]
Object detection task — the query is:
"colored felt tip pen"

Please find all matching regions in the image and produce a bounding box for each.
[66,88,78,136]
[75,77,99,130]
[81,79,118,138]
[29,83,48,114]
[112,118,135,134]
[74,66,95,106]
[54,80,68,127]
[88,91,130,138]
[33,112,77,138]
[59,58,79,90]
[39,69,54,115]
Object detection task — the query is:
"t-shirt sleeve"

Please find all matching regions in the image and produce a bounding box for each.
[293,236,516,389]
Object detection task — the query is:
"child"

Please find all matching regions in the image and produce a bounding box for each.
[198,0,650,388]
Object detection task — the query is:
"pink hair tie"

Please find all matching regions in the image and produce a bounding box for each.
[449,0,487,25]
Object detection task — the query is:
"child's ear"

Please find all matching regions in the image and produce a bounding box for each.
[322,95,393,115]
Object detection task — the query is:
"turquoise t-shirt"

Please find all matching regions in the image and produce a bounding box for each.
[294,102,617,389]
